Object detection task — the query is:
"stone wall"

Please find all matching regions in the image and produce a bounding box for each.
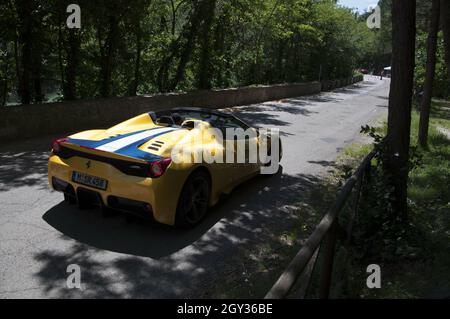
[0,76,363,141]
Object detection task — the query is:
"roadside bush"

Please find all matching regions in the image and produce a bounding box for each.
[349,125,426,262]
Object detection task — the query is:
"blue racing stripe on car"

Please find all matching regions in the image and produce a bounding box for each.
[66,129,149,149]
[113,129,178,161]
[65,127,179,162]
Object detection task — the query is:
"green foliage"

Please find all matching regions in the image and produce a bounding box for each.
[349,101,448,264]
[338,103,450,298]
[1,0,380,104]
[356,0,392,73]
[414,31,450,99]
[354,125,425,262]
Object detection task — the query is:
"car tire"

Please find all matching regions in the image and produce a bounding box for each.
[175,170,211,228]
[64,193,77,205]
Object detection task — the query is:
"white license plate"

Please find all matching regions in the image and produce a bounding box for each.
[72,171,108,190]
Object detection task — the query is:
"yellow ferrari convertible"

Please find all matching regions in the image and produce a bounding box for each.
[48,107,282,227]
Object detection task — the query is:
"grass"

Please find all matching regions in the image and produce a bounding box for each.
[409,105,450,207]
[331,100,450,298]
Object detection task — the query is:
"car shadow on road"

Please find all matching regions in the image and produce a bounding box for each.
[38,166,325,297]
[42,166,318,259]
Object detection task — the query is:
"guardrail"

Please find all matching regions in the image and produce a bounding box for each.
[265,149,376,299]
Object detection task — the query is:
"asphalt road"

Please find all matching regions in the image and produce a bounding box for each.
[0,76,389,298]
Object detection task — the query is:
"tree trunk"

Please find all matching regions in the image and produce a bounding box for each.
[32,34,43,103]
[276,40,284,83]
[8,0,21,93]
[130,23,142,96]
[57,17,65,95]
[16,0,33,105]
[441,0,450,80]
[64,29,80,100]
[213,11,226,88]
[169,1,204,91]
[170,0,176,36]
[418,0,440,148]
[13,34,20,88]
[99,13,119,98]
[1,80,7,107]
[384,0,416,218]
[1,57,8,106]
[196,0,216,89]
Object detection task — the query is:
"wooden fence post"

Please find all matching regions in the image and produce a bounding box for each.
[319,219,338,298]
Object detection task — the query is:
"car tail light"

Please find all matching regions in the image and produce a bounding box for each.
[148,158,172,178]
[52,138,68,155]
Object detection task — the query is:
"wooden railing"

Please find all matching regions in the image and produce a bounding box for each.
[265,150,376,299]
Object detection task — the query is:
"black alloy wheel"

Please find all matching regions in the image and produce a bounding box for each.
[176,170,211,228]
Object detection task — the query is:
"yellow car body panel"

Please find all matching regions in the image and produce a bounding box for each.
[48,109,263,225]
